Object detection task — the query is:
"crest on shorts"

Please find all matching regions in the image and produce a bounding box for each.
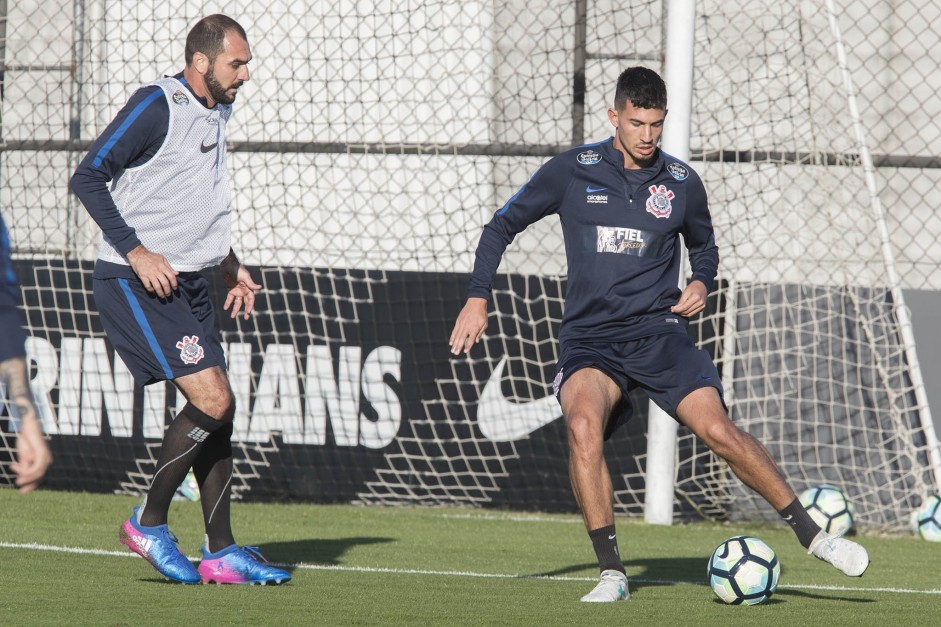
[577,150,602,165]
[172,90,189,105]
[552,369,564,397]
[646,184,674,219]
[176,335,204,365]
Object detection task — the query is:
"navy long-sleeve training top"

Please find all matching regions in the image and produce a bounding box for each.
[467,137,719,349]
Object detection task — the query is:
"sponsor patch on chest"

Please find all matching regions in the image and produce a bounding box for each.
[577,150,602,165]
[667,162,688,180]
[595,225,668,258]
[597,226,646,253]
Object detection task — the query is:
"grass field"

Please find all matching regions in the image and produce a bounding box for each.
[1,489,938,625]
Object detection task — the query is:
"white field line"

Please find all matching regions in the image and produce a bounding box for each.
[2,540,940,596]
[440,513,584,524]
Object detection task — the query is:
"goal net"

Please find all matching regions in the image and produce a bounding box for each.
[1,0,939,533]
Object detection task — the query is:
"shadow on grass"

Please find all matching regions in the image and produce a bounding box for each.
[524,562,599,578]
[526,557,706,590]
[772,588,874,603]
[258,536,396,568]
[525,555,707,589]
[707,596,787,606]
[624,555,708,589]
[137,577,197,585]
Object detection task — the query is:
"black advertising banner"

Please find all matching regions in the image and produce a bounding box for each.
[5,260,649,513]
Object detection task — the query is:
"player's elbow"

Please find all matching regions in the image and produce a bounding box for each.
[68,168,92,202]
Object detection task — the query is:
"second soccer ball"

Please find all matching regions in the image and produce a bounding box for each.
[910,494,941,542]
[799,484,855,535]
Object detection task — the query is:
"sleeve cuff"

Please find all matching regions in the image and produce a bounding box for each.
[690,274,714,294]
[466,287,492,301]
[114,235,143,258]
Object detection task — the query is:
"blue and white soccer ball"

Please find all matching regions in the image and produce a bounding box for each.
[707,535,781,605]
[910,495,941,542]
[173,471,200,502]
[799,484,855,536]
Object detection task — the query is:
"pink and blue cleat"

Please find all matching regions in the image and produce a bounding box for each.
[198,543,291,585]
[119,506,200,583]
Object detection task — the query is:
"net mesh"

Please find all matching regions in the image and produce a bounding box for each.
[1,0,939,532]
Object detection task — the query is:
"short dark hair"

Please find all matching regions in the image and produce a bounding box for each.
[613,66,667,111]
[184,14,248,65]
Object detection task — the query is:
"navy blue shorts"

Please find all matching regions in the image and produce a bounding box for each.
[553,332,724,439]
[92,272,226,386]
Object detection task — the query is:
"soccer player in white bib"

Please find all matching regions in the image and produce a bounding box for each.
[71,14,289,585]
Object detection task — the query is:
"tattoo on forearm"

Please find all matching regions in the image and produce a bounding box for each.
[0,358,38,422]
[12,399,36,423]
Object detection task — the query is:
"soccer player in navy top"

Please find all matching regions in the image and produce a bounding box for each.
[449,67,869,601]
[1,213,53,493]
[71,14,289,585]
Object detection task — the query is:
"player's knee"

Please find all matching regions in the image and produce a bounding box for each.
[193,389,235,423]
[700,420,742,457]
[216,390,236,423]
[565,410,604,451]
[218,393,236,423]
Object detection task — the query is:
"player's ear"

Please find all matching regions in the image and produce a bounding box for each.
[192,51,210,75]
[607,108,618,129]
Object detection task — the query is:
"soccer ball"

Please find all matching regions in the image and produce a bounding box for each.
[799,484,854,535]
[173,471,200,502]
[910,495,941,542]
[707,535,781,605]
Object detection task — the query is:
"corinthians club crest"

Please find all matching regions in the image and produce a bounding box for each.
[176,335,205,365]
[646,184,674,219]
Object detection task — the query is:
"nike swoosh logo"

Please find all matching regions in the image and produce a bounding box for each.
[200,141,218,153]
[476,357,562,442]
[585,185,607,193]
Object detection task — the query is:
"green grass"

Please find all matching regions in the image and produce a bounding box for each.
[1,489,938,626]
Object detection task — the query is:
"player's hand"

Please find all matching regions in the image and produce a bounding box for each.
[12,418,53,494]
[223,265,262,319]
[127,245,179,298]
[449,297,489,355]
[671,280,708,317]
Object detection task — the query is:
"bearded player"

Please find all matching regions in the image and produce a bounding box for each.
[71,14,289,585]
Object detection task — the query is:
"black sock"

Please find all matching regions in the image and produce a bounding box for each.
[193,421,236,552]
[139,403,225,527]
[588,524,625,574]
[778,497,822,548]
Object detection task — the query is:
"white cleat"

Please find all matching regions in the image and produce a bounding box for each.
[580,569,630,602]
[809,530,870,577]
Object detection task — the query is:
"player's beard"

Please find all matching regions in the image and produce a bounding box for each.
[616,133,657,168]
[205,66,242,105]
[629,146,657,168]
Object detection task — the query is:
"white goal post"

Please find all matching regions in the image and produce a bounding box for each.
[644,0,696,526]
